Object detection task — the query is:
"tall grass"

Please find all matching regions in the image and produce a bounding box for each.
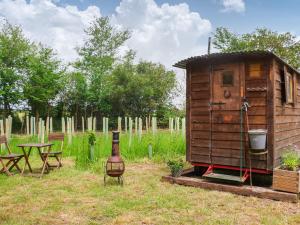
[7,130,185,170]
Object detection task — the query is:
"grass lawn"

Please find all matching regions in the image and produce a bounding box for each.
[0,158,299,225]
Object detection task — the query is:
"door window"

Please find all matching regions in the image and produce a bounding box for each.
[222,71,234,86]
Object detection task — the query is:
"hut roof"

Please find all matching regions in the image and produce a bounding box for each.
[173,50,300,75]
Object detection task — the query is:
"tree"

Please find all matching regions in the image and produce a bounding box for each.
[76,17,130,116]
[0,21,31,116]
[108,51,177,117]
[23,44,64,123]
[213,27,300,69]
[62,71,88,127]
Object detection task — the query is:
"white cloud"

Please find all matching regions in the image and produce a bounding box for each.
[112,0,212,105]
[0,0,211,68]
[112,0,212,68]
[221,0,245,13]
[0,0,101,62]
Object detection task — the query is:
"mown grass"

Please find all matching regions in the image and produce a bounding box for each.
[0,159,299,225]
[1,131,299,224]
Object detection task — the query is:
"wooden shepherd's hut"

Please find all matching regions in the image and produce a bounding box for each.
[174,50,300,183]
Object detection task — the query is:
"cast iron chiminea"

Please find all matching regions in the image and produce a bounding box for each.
[104,131,125,185]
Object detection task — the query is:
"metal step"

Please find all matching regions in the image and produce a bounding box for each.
[203,172,246,183]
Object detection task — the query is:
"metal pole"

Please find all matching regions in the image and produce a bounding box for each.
[208,37,211,55]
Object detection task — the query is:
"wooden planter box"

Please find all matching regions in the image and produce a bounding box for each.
[273,168,300,193]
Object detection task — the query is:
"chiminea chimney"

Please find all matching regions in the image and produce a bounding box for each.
[111,131,120,157]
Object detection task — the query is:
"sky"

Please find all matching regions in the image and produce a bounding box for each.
[0,0,300,103]
[1,0,299,67]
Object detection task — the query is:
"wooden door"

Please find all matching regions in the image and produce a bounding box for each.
[210,64,243,166]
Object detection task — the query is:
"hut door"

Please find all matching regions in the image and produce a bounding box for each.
[210,64,242,164]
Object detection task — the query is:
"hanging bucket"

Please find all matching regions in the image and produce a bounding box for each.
[248,129,267,150]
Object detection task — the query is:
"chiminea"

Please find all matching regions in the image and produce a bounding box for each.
[104,131,125,185]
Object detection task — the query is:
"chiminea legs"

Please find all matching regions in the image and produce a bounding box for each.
[104,174,124,186]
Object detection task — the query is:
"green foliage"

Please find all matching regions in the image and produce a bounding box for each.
[61,71,88,117]
[88,132,96,146]
[73,17,178,119]
[281,150,300,171]
[24,45,64,117]
[108,52,177,117]
[0,17,180,124]
[167,159,184,177]
[213,27,300,69]
[0,21,31,115]
[76,17,130,114]
[0,21,65,120]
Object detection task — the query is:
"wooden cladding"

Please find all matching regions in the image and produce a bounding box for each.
[187,55,300,171]
[274,62,300,167]
[246,63,268,79]
[249,63,263,78]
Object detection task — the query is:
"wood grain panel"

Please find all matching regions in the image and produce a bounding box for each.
[191,91,210,100]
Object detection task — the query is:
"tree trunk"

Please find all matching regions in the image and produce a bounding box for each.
[47,104,50,117]
[3,99,9,118]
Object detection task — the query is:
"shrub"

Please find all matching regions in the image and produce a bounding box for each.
[281,150,300,171]
[167,159,184,177]
[88,132,96,146]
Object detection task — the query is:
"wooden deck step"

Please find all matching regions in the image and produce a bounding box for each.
[203,172,246,183]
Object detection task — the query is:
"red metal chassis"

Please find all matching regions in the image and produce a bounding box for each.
[192,163,272,174]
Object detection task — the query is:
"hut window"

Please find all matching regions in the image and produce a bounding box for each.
[280,69,286,104]
[222,71,234,86]
[286,72,294,103]
[249,63,261,78]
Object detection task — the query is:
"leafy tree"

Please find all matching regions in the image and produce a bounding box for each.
[23,44,64,123]
[213,27,300,69]
[62,71,88,127]
[76,17,130,115]
[0,21,31,116]
[108,51,177,118]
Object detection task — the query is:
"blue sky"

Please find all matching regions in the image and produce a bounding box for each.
[1,0,300,67]
[1,0,299,104]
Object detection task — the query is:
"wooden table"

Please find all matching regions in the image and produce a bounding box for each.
[17,143,53,177]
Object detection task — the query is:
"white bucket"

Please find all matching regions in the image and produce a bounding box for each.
[248,129,267,150]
